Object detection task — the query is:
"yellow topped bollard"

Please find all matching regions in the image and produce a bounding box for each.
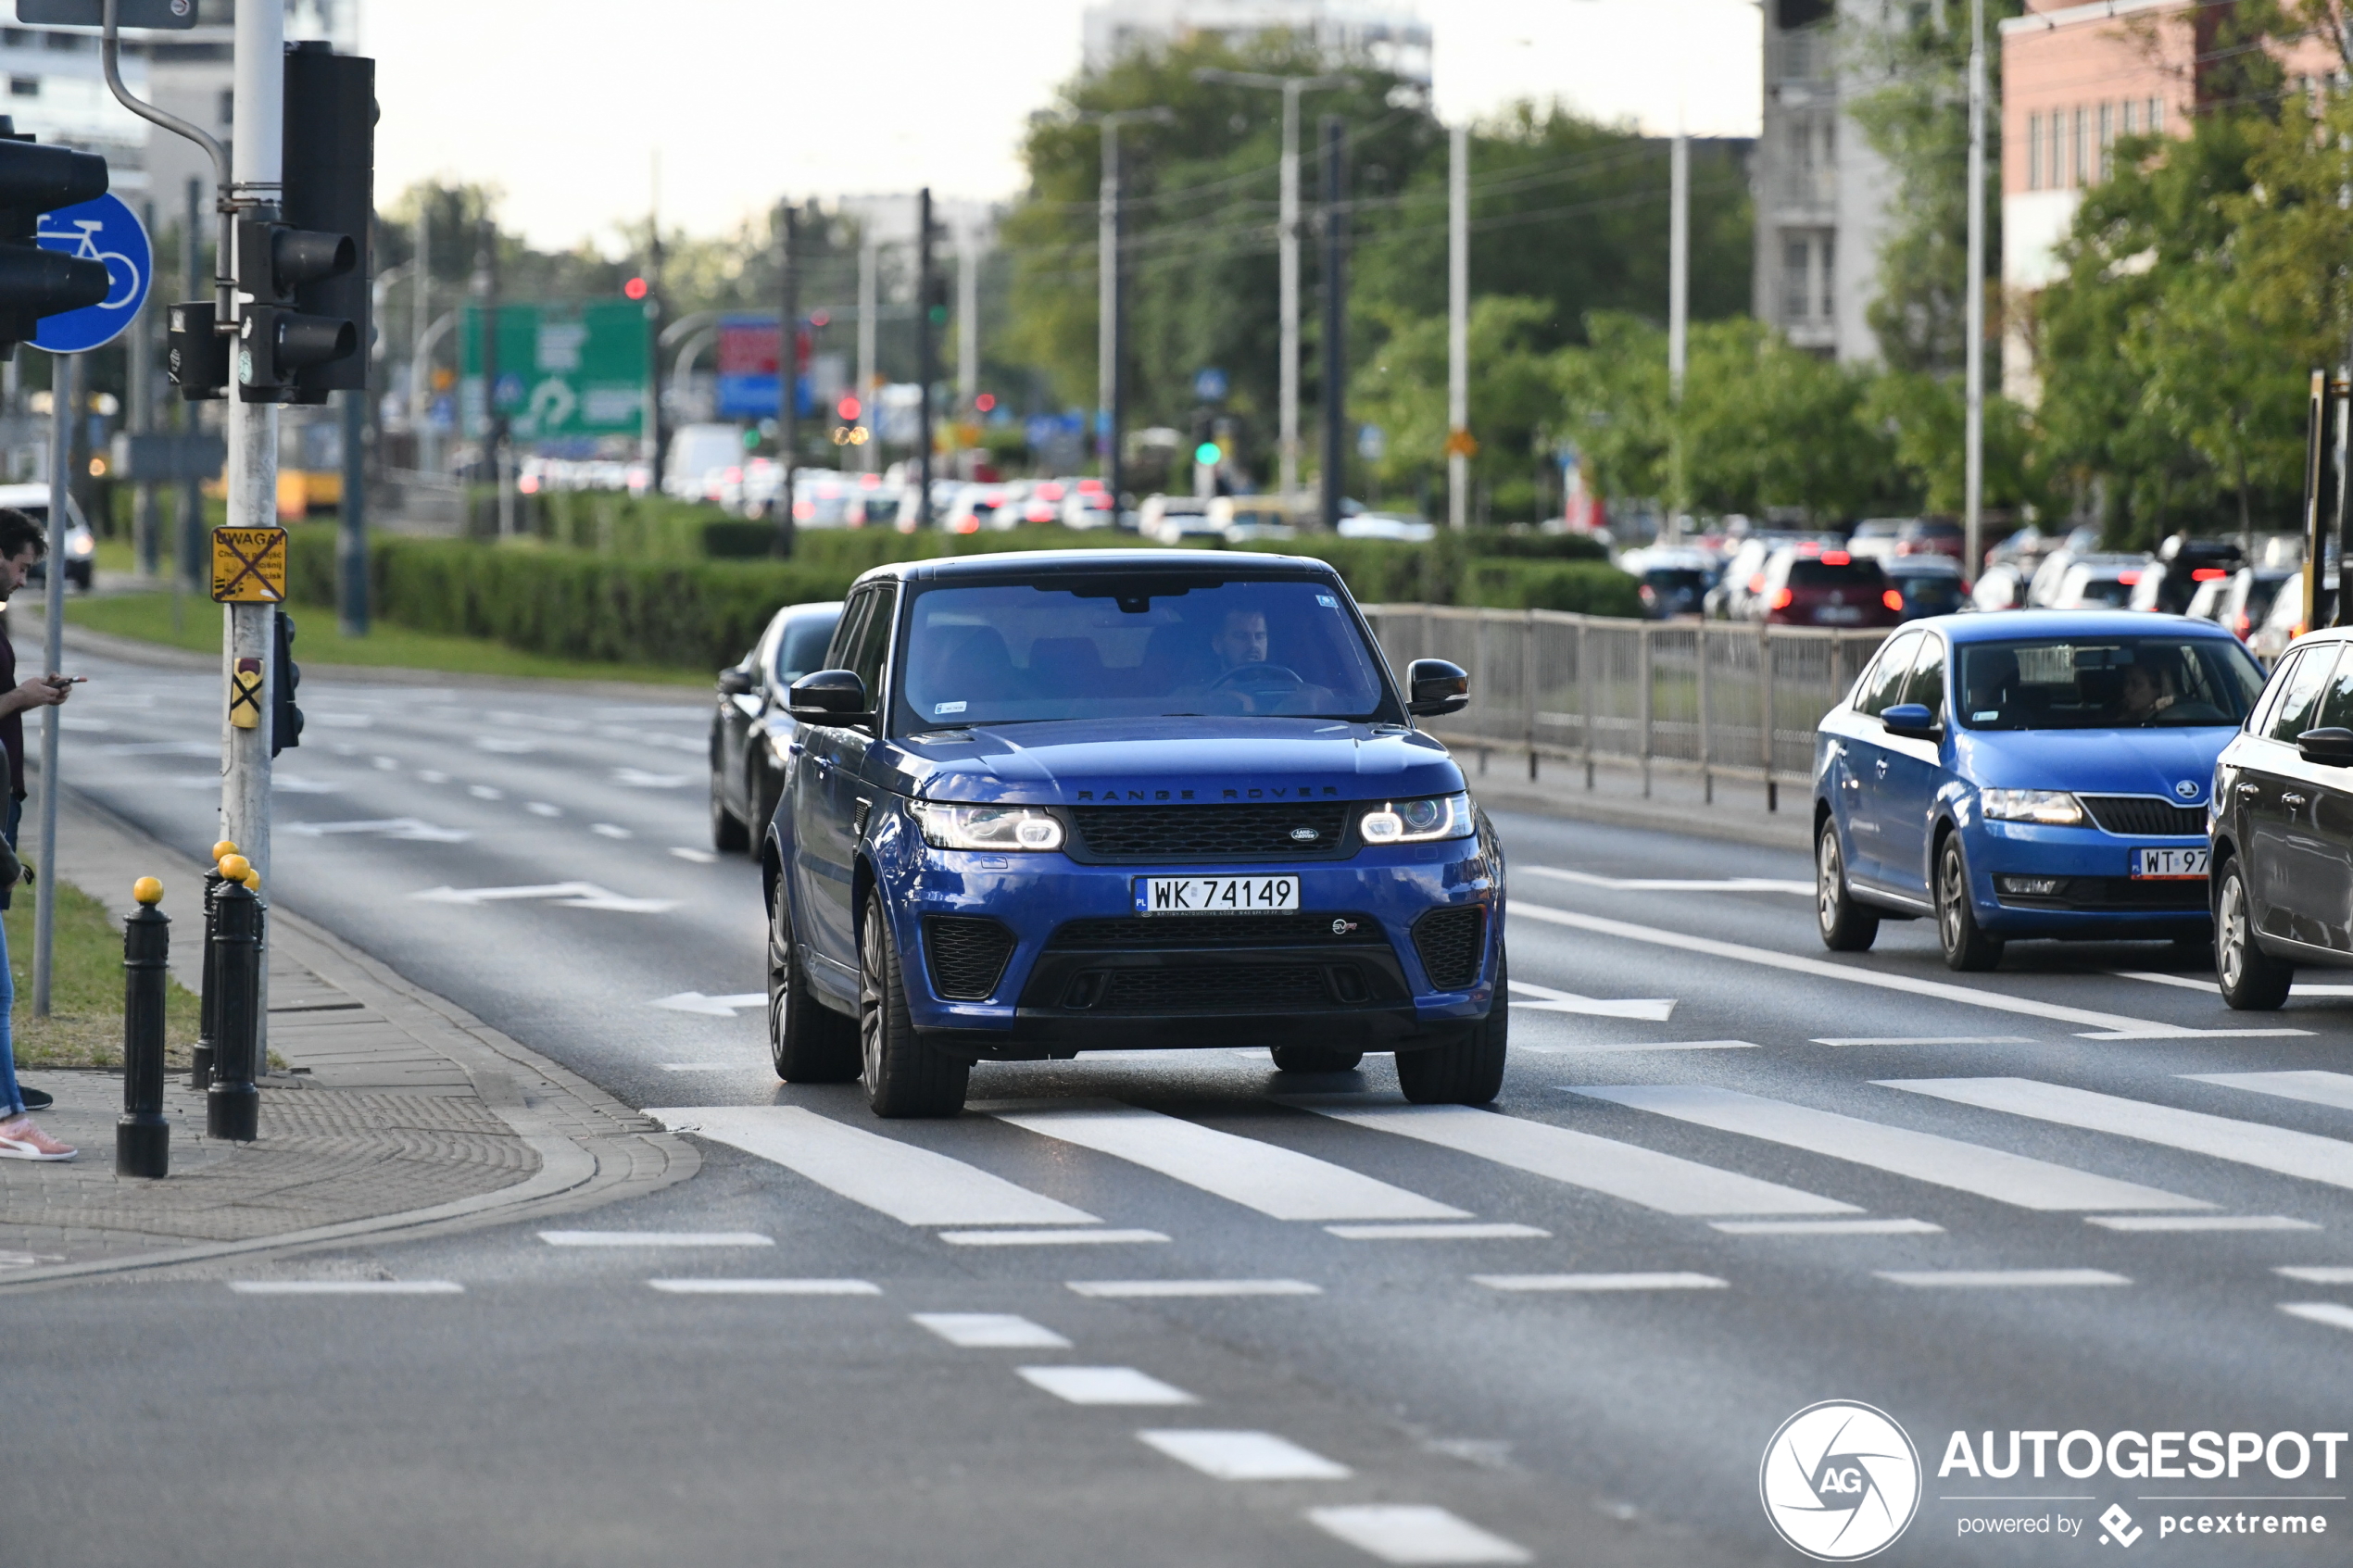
[210,840,237,864]
[216,853,250,883]
[237,869,260,893]
[132,876,163,906]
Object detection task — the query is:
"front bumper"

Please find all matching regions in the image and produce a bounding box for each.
[873,825,1503,1056]
[1964,818,2210,936]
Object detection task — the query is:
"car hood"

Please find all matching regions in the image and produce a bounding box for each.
[1953,724,2233,804]
[881,717,1465,806]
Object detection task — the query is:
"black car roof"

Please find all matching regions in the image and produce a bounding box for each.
[855,548,1347,589]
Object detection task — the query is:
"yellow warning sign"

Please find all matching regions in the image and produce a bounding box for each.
[210,527,287,604]
[1444,427,1480,459]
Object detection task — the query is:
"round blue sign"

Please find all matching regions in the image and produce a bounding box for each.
[31,192,152,356]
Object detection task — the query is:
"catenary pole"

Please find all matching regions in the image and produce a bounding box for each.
[917,188,936,526]
[1963,0,1988,582]
[31,351,74,1017]
[177,176,200,603]
[957,226,978,416]
[1319,113,1348,533]
[1447,121,1467,533]
[1097,122,1121,506]
[1668,128,1689,545]
[856,232,877,475]
[131,197,157,576]
[410,201,429,473]
[776,200,798,556]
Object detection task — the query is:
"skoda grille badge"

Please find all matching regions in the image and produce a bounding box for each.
[2175,780,2200,801]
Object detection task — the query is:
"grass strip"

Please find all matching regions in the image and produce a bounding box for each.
[6,876,201,1071]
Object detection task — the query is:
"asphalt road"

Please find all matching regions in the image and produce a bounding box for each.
[8,642,2353,1568]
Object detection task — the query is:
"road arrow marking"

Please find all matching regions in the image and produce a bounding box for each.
[649,992,765,1016]
[1523,864,1812,896]
[288,817,472,843]
[411,881,678,913]
[1507,978,1675,1022]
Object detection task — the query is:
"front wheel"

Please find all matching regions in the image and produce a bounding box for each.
[769,888,859,1082]
[2216,855,2294,1010]
[1396,946,1508,1106]
[1935,834,2004,972]
[859,890,969,1118]
[1816,821,1880,952]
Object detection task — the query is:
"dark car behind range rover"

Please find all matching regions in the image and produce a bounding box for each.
[761,550,1508,1118]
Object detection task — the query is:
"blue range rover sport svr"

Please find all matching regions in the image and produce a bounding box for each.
[761,550,1508,1118]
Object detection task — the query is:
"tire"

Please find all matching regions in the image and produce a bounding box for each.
[1934,833,2004,972]
[768,886,859,1082]
[745,761,779,861]
[859,889,969,1117]
[711,770,749,854]
[1396,945,1508,1106]
[1816,820,1880,953]
[1270,1043,1365,1073]
[2215,855,2294,1010]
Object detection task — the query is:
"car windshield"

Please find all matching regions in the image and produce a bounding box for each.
[1957,637,2265,730]
[896,575,1390,728]
[774,616,837,684]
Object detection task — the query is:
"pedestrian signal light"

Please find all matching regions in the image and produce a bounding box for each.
[837,395,861,422]
[1194,441,1221,466]
[623,276,648,301]
[271,610,303,758]
[0,118,110,361]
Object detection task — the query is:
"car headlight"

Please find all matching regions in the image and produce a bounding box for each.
[912,801,1064,852]
[1360,792,1474,845]
[68,533,92,558]
[1979,788,2087,826]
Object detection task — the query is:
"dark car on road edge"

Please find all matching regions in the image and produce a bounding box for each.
[711,600,844,857]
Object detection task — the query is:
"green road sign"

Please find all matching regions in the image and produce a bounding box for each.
[460,301,648,442]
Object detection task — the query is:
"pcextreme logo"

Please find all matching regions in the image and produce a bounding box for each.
[1761,1400,1924,1562]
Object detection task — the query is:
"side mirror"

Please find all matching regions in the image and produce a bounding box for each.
[2297,726,2353,767]
[1881,702,1942,739]
[786,669,870,724]
[1406,658,1469,718]
[717,666,757,698]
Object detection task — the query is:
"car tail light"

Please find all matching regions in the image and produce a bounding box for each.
[1770,588,1793,610]
[1750,574,1766,594]
[1882,589,1904,611]
[2235,614,2251,635]
[2119,571,2142,585]
[2193,567,2227,581]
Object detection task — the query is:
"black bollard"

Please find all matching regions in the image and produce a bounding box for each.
[205,880,260,1143]
[117,879,170,1178]
[190,864,223,1091]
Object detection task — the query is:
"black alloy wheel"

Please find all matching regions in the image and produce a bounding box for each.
[2215,855,2294,1010]
[1396,946,1509,1105]
[859,890,970,1118]
[1816,822,1880,952]
[769,887,859,1082]
[1935,834,2004,972]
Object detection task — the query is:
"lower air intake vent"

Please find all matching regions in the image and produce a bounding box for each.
[925,916,1017,1001]
[1412,906,1486,990]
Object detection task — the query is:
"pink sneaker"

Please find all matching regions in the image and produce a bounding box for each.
[0,1116,75,1161]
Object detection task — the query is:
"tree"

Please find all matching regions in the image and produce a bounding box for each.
[1352,295,1561,517]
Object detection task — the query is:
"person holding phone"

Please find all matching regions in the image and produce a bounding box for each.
[0,508,76,1160]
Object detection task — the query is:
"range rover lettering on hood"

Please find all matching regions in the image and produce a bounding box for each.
[1074,784,1346,802]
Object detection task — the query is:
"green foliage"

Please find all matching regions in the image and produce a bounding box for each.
[1353,296,1563,516]
[6,877,201,1071]
[1859,370,2041,516]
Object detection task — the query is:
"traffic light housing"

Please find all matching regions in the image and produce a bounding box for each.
[271,609,302,758]
[831,393,867,446]
[236,42,373,404]
[167,300,229,400]
[0,118,109,360]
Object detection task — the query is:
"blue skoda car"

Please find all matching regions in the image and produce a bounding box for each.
[763,550,1507,1117]
[1813,609,2267,970]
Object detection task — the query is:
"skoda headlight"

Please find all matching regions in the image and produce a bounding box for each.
[1360,792,1474,845]
[912,801,1065,852]
[1978,788,2087,826]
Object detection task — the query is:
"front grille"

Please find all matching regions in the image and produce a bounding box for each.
[1413,906,1486,989]
[1994,876,2208,911]
[2079,795,2208,836]
[1069,803,1354,862]
[1095,965,1330,1013]
[1049,912,1384,948]
[925,916,1017,1000]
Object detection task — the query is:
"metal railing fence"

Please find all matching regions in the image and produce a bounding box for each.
[1361,606,1890,811]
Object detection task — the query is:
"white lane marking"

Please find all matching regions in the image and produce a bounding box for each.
[656,1062,739,1073]
[648,1278,879,1295]
[1520,1040,1755,1054]
[1710,1218,1943,1236]
[467,784,503,800]
[990,1101,1466,1223]
[612,767,694,788]
[1887,1077,2353,1196]
[593,706,708,721]
[1473,1273,1727,1292]
[1325,1223,1550,1240]
[539,1231,773,1248]
[606,725,707,755]
[912,1312,1071,1348]
[1509,900,2310,1039]
[2280,1303,2353,1333]
[98,739,217,757]
[1815,1036,2035,1047]
[418,769,450,784]
[1576,1085,2210,1212]
[412,881,679,913]
[1302,1100,1859,1217]
[1876,1269,2130,1288]
[308,711,374,728]
[1139,1429,1352,1481]
[486,710,585,734]
[1067,1279,1322,1298]
[57,715,111,732]
[649,991,765,1017]
[1305,1504,1532,1565]
[228,1280,462,1294]
[938,1228,1169,1247]
[2186,1069,2353,1114]
[2119,971,2353,999]
[670,847,718,864]
[371,756,399,771]
[271,774,344,794]
[1506,978,1674,1022]
[1016,1366,1199,1406]
[2084,1214,2317,1232]
[473,735,539,754]
[643,1105,1098,1227]
[285,817,472,843]
[2278,1266,2353,1284]
[591,822,634,839]
[526,801,561,817]
[1522,864,1813,896]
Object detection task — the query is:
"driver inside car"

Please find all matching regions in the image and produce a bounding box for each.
[1196,605,1330,714]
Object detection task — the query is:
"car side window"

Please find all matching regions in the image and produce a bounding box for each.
[825,591,875,675]
[2313,646,2353,732]
[1900,636,1946,721]
[1856,631,1924,718]
[2267,645,2340,741]
[846,585,897,704]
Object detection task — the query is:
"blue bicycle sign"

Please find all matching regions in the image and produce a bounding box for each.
[32,192,151,355]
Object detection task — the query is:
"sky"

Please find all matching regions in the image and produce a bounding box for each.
[363,0,1762,256]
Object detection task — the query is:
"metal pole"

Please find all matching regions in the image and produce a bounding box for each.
[2307,369,2328,633]
[132,198,157,578]
[1098,125,1121,506]
[31,352,73,1018]
[410,201,429,473]
[339,387,366,633]
[1280,82,1302,508]
[474,219,499,534]
[777,201,798,555]
[917,188,937,527]
[644,158,665,493]
[117,881,170,1178]
[2333,370,2351,627]
[223,0,280,1065]
[176,176,201,603]
[1963,0,1988,582]
[1668,130,1689,545]
[1319,113,1347,533]
[1447,121,1468,533]
[856,234,877,477]
[957,229,979,415]
[205,877,259,1143]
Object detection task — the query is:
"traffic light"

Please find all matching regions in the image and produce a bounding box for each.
[0,118,109,360]
[238,42,373,404]
[271,609,302,758]
[167,301,228,399]
[831,393,867,446]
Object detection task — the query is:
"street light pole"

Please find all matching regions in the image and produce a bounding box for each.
[1088,107,1174,513]
[1447,121,1467,533]
[1668,128,1689,545]
[776,199,798,556]
[857,233,877,476]
[1319,112,1348,533]
[1963,0,1988,581]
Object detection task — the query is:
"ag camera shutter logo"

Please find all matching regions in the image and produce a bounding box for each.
[1760,1400,1921,1561]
